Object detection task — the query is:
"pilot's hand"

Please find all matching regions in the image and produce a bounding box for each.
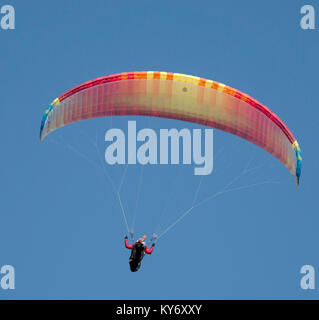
[125,235,128,240]
[152,243,155,247]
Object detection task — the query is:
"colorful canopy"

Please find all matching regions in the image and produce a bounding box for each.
[40,71,302,185]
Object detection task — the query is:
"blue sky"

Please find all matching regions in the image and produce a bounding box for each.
[0,0,318,299]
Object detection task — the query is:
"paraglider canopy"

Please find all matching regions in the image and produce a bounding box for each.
[40,71,302,185]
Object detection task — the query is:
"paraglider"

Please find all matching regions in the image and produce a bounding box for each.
[125,235,155,272]
[40,71,302,271]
